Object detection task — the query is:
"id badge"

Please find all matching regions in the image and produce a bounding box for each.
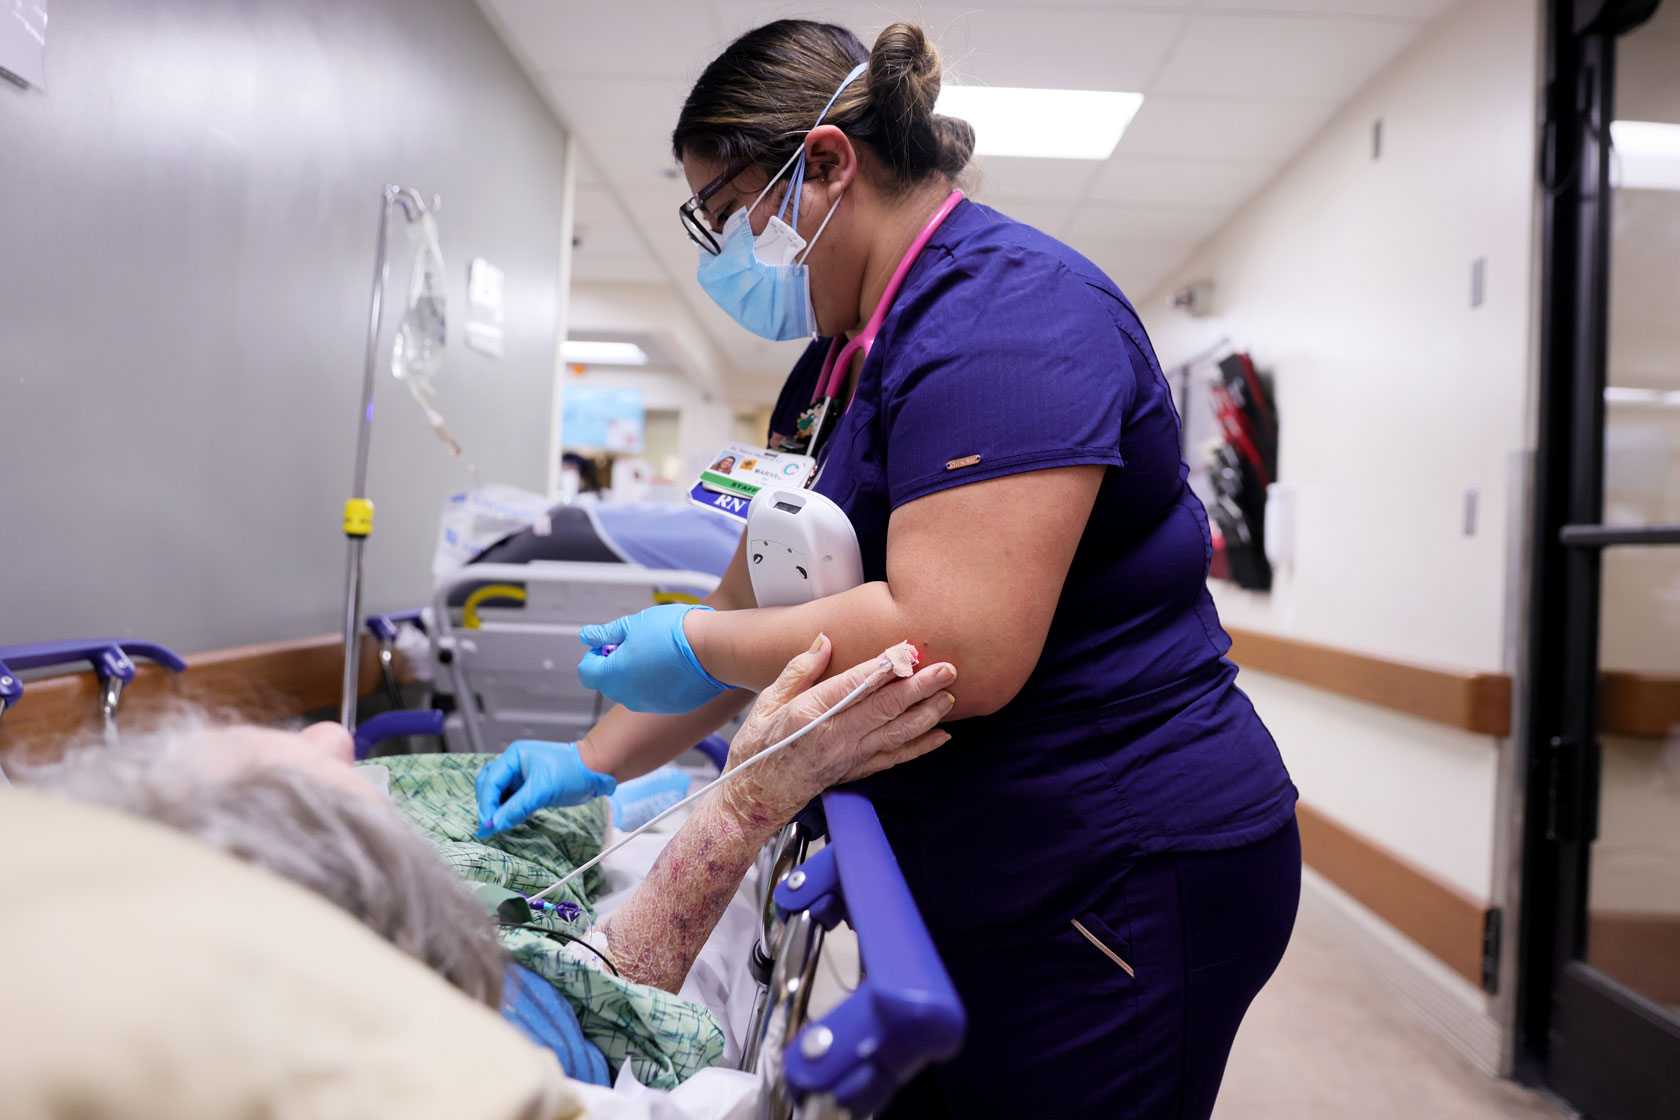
[687,441,816,524]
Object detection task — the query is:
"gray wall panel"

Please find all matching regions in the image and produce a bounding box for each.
[0,0,568,655]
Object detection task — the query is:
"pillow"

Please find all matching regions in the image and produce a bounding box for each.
[0,786,587,1120]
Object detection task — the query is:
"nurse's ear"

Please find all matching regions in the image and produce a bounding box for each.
[803,124,857,210]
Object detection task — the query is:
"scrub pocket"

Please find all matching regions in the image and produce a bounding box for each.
[1072,908,1136,979]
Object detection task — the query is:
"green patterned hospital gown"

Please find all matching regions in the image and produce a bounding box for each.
[366,753,725,1088]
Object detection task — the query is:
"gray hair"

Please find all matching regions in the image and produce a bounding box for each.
[22,719,506,1007]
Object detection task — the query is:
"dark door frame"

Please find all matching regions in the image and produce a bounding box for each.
[1517,0,1677,1115]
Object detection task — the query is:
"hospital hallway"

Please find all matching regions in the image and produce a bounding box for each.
[9,0,1680,1115]
[1212,883,1570,1120]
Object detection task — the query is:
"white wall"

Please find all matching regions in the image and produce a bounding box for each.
[1136,0,1542,901]
[0,0,572,654]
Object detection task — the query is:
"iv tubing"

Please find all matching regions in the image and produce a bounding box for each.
[525,659,892,905]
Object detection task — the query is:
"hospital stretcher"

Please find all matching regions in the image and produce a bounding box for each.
[3,623,967,1115]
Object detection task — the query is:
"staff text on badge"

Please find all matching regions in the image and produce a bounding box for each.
[688,441,816,525]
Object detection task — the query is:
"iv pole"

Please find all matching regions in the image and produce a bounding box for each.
[339,184,440,729]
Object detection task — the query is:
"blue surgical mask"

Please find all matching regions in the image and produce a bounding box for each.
[695,63,866,341]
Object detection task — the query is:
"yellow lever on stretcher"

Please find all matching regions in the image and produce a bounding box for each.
[653,591,702,606]
[463,584,527,629]
[342,498,374,538]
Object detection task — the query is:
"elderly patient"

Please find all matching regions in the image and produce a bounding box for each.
[24,637,955,1092]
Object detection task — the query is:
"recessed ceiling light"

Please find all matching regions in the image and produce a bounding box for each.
[934,86,1144,160]
[1611,120,1680,191]
[560,340,649,366]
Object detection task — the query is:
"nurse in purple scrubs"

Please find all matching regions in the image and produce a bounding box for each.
[477,18,1301,1118]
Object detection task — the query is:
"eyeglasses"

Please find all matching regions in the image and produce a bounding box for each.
[678,132,808,256]
[679,156,753,257]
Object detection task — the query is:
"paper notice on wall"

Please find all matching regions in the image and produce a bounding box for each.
[0,1,47,89]
[465,257,505,358]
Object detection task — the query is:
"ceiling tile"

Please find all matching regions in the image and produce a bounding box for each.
[540,74,691,140]
[969,156,1102,201]
[583,135,686,192]
[1153,14,1419,100]
[483,0,723,80]
[1066,203,1226,246]
[1075,240,1191,299]
[712,3,1184,91]
[911,5,1186,91]
[969,0,1196,8]
[571,214,645,260]
[969,195,1078,239]
[1115,96,1335,162]
[574,186,635,228]
[712,1,867,41]
[572,253,670,284]
[1088,156,1276,209]
[1202,0,1451,17]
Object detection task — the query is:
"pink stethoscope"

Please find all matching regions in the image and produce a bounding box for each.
[800,188,965,468]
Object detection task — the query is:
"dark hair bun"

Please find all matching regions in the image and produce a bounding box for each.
[867,22,975,180]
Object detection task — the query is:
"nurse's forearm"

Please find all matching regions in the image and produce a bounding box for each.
[686,582,921,696]
[597,787,773,993]
[578,688,754,782]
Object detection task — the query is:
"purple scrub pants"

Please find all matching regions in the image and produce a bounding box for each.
[883,819,1301,1119]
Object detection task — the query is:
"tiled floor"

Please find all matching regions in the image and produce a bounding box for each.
[1215,902,1569,1119]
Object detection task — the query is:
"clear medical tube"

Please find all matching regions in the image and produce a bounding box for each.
[525,659,891,906]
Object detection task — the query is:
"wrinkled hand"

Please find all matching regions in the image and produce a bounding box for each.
[475,740,618,836]
[719,635,957,832]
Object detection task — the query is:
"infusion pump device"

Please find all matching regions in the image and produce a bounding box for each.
[745,486,865,608]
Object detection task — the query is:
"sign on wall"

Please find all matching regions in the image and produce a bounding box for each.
[0,1,47,89]
[563,386,644,453]
[465,257,505,357]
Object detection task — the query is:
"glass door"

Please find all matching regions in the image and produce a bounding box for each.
[1520,2,1680,1116]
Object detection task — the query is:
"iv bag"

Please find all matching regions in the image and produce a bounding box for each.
[389,210,474,477]
[392,212,447,383]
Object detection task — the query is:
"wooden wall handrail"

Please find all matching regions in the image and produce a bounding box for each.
[1226,627,1680,739]
[1225,627,1513,735]
[0,634,405,761]
[1296,802,1490,988]
[1598,670,1680,738]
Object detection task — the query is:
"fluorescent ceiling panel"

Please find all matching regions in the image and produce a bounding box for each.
[1605,386,1680,407]
[1611,120,1680,191]
[935,87,1143,160]
[560,340,649,366]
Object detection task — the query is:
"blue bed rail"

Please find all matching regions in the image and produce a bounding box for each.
[774,789,966,1115]
[0,639,187,728]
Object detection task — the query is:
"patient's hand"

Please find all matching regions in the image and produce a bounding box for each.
[720,636,957,831]
[594,638,954,995]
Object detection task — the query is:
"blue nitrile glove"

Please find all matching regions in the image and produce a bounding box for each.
[475,741,617,837]
[607,764,693,831]
[577,603,732,715]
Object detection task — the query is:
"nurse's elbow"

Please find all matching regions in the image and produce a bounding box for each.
[947,662,1033,719]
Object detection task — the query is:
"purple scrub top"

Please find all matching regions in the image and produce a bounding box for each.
[769,200,1297,952]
